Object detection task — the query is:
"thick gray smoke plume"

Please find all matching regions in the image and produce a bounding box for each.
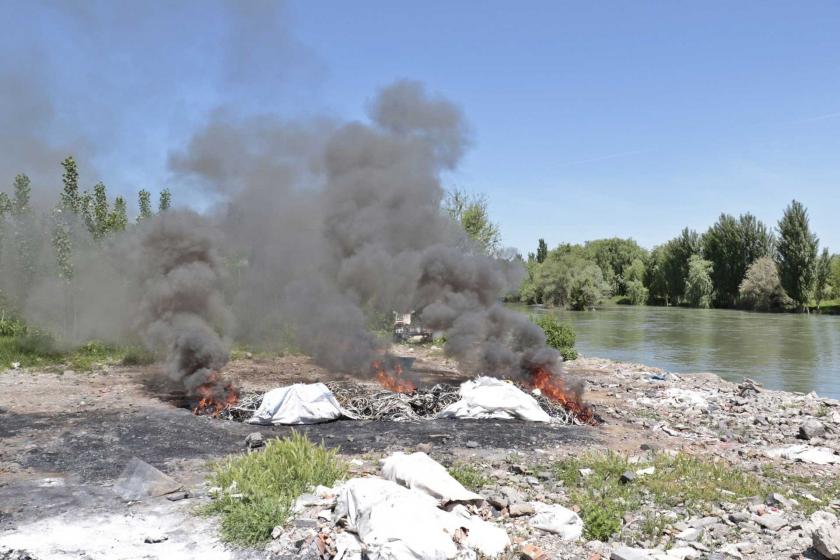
[133,211,232,393]
[171,80,561,380]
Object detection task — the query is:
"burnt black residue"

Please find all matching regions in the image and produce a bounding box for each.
[10,407,593,484]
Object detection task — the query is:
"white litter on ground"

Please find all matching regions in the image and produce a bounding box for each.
[247,382,354,425]
[436,376,551,422]
[381,452,483,503]
[334,477,509,559]
[766,445,840,465]
[528,502,584,540]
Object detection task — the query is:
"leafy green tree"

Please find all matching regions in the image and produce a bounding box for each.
[137,189,153,222]
[624,279,648,306]
[776,200,818,311]
[815,248,832,309]
[91,182,110,239]
[60,156,81,214]
[109,197,128,232]
[528,252,606,309]
[831,255,840,301]
[51,209,73,281]
[702,213,773,308]
[159,188,172,212]
[12,174,31,216]
[739,256,789,311]
[624,258,646,284]
[583,238,647,295]
[647,229,700,305]
[536,238,547,264]
[568,261,609,310]
[444,188,501,255]
[684,255,714,308]
[0,192,10,215]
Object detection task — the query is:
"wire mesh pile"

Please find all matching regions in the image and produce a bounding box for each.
[326,381,461,422]
[219,391,264,421]
[217,381,590,425]
[525,388,581,425]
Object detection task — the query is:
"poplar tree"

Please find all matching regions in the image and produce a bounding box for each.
[159,188,172,212]
[60,156,81,214]
[776,200,818,311]
[109,197,128,232]
[137,189,152,222]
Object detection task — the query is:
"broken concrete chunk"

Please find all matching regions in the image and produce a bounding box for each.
[113,458,182,501]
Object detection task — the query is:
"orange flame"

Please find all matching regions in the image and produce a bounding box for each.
[193,371,240,417]
[530,367,595,425]
[371,359,416,393]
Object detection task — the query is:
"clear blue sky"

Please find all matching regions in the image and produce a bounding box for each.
[3,1,839,254]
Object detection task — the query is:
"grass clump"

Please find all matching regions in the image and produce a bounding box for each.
[203,432,347,546]
[555,451,769,542]
[448,463,489,491]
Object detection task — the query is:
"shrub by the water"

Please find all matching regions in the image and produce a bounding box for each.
[533,314,578,361]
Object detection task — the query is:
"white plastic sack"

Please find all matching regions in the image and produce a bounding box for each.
[247,383,353,425]
[766,445,840,465]
[334,477,509,559]
[528,503,583,540]
[436,376,550,422]
[381,452,482,503]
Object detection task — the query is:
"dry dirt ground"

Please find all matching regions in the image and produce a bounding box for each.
[3,345,837,559]
[0,345,600,559]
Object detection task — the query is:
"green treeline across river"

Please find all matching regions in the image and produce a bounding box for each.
[511,200,839,314]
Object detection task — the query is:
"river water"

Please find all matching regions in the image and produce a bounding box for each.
[521,305,840,399]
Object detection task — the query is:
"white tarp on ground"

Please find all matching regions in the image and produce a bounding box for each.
[381,452,483,503]
[334,477,509,560]
[247,383,354,425]
[436,376,550,422]
[766,444,840,465]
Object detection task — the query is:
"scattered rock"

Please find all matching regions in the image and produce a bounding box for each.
[165,491,189,501]
[509,502,536,517]
[245,431,265,449]
[799,420,826,440]
[811,513,840,559]
[752,513,788,532]
[143,534,168,544]
[620,470,636,484]
[465,440,479,448]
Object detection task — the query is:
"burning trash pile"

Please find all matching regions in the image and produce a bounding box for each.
[212,365,596,426]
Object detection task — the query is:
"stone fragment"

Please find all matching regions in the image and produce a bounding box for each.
[165,491,189,501]
[143,533,168,544]
[509,502,536,517]
[465,440,479,448]
[813,522,840,559]
[245,432,265,449]
[752,513,788,532]
[766,493,794,508]
[415,442,432,454]
[620,470,636,484]
[799,419,826,440]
